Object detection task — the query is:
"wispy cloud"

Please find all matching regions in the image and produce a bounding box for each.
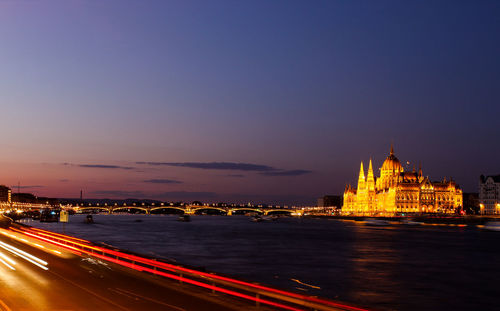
[136,162,276,171]
[59,179,70,182]
[91,190,216,200]
[260,170,312,177]
[63,163,134,170]
[144,179,182,184]
[136,161,312,177]
[92,190,146,198]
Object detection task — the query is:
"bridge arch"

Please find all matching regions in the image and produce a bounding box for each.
[150,207,186,214]
[111,206,148,214]
[191,207,228,215]
[228,208,263,216]
[77,207,110,214]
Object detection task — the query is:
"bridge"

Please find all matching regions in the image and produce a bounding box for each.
[0,203,336,218]
[72,204,305,216]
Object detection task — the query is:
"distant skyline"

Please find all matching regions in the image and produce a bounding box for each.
[0,1,499,205]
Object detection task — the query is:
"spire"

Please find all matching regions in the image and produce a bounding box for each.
[358,161,365,179]
[390,143,394,156]
[357,161,366,189]
[367,158,375,191]
[367,159,374,178]
[418,162,422,177]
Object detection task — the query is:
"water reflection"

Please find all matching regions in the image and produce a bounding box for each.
[345,224,401,308]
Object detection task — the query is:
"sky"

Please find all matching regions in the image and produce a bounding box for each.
[0,0,498,205]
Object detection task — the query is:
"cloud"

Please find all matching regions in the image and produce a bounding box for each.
[91,190,216,200]
[136,162,276,171]
[136,161,312,178]
[144,179,182,184]
[260,170,312,176]
[59,179,70,182]
[10,185,44,189]
[63,163,134,170]
[92,190,147,198]
[79,164,134,170]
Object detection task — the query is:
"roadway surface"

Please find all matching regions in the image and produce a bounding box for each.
[0,221,260,311]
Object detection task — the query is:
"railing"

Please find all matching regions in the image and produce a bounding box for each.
[9,224,368,311]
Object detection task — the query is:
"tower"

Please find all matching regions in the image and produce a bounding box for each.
[367,158,375,191]
[356,162,368,214]
[379,144,403,189]
[357,161,365,189]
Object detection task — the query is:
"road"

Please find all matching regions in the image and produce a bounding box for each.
[0,226,257,311]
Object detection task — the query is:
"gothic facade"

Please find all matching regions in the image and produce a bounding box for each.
[342,145,463,215]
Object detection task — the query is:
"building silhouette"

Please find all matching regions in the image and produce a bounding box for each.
[479,175,500,214]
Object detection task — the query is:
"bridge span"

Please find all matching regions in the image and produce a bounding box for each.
[1,203,334,218]
[73,205,306,216]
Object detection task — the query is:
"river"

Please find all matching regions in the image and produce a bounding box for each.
[23,214,499,310]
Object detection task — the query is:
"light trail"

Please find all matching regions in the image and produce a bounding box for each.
[291,279,321,289]
[0,251,16,266]
[0,230,56,254]
[0,298,12,311]
[0,251,16,271]
[0,241,48,271]
[0,258,15,270]
[12,226,369,311]
[3,229,82,256]
[30,227,91,244]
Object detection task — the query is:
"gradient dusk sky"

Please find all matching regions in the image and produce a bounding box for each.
[0,1,498,205]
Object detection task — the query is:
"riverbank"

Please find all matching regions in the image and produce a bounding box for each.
[306,215,498,225]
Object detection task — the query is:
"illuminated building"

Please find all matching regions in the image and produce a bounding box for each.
[479,175,500,214]
[0,185,11,204]
[342,145,463,215]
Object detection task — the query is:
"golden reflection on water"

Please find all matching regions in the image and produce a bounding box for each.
[345,223,401,306]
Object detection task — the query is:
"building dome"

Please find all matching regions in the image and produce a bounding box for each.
[381,144,403,172]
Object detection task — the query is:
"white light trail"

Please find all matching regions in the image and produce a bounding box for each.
[0,257,15,270]
[0,242,48,271]
[0,251,16,270]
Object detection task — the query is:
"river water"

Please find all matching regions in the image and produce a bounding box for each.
[24,214,499,310]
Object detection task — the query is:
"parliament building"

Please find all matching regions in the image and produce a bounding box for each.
[342,145,463,215]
